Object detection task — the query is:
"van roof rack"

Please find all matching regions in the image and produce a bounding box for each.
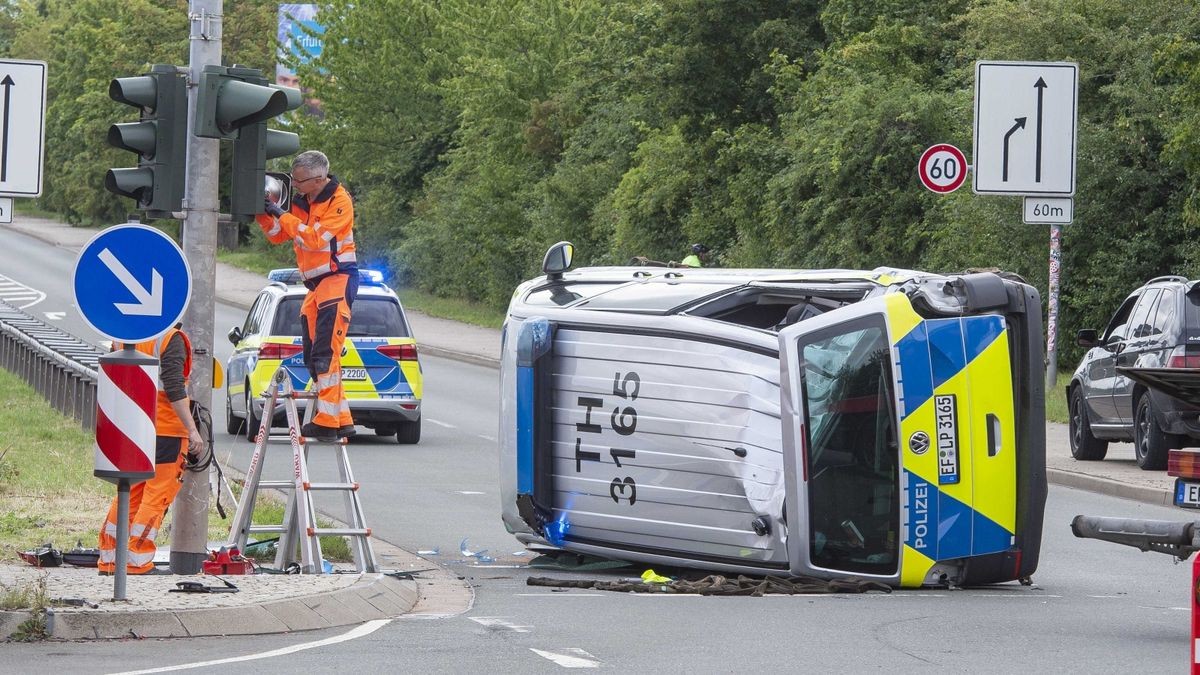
[1146,275,1188,285]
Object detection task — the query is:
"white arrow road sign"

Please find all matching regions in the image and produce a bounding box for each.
[0,59,47,198]
[973,61,1078,196]
[98,248,164,316]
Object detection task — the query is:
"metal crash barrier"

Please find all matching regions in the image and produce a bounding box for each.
[0,299,103,429]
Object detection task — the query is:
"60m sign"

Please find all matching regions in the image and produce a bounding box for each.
[918,144,968,193]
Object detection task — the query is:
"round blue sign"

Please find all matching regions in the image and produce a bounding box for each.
[73,224,192,344]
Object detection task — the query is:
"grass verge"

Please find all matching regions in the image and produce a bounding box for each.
[1046,372,1069,425]
[395,286,506,329]
[0,367,349,564]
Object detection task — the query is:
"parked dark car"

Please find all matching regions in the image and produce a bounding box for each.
[1068,275,1200,469]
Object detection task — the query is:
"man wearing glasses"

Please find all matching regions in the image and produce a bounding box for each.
[258,150,359,442]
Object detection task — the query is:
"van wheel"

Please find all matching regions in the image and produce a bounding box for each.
[1069,387,1107,460]
[245,390,262,441]
[225,394,242,436]
[1134,394,1179,470]
[397,419,421,445]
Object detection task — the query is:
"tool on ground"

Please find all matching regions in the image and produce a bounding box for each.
[202,546,254,575]
[226,367,378,573]
[169,577,240,594]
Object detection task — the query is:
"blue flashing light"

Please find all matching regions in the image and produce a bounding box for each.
[543,515,570,547]
[266,267,388,287]
[360,269,385,285]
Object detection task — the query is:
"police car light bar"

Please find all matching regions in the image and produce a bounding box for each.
[267,268,387,286]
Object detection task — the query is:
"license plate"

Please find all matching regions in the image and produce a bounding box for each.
[342,368,368,381]
[935,394,959,485]
[1174,478,1200,509]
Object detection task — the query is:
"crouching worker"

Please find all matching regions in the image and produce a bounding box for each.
[257,150,358,442]
[97,324,204,575]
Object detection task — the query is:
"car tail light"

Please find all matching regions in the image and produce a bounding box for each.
[377,344,418,361]
[1167,346,1200,368]
[259,342,303,360]
[1169,448,1200,479]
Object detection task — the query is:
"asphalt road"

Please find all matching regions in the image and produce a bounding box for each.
[2,227,1196,673]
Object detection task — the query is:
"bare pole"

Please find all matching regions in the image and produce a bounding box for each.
[1046,223,1062,391]
[172,0,222,574]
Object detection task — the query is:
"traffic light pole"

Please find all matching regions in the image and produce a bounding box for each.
[172,0,222,574]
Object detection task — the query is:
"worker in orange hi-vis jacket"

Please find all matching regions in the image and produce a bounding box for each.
[257,150,359,442]
[97,324,204,575]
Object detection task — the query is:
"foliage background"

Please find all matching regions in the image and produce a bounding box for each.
[5,0,1200,367]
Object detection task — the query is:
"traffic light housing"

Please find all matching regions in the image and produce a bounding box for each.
[195,65,295,140]
[226,68,301,221]
[104,64,187,217]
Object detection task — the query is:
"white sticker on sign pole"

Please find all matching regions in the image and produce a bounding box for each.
[973,61,1078,196]
[918,144,968,193]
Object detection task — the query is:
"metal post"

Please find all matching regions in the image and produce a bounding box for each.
[172,0,222,575]
[1045,223,1062,391]
[114,479,130,600]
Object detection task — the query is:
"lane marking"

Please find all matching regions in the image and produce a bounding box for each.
[43,311,64,320]
[427,418,455,429]
[0,272,45,309]
[518,588,609,593]
[107,619,391,674]
[455,490,485,495]
[469,616,531,632]
[477,434,497,442]
[531,648,601,668]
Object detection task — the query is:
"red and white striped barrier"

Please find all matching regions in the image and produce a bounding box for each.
[93,349,158,483]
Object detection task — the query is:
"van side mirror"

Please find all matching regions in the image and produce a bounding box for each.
[227,326,243,345]
[1075,329,1098,348]
[542,241,575,281]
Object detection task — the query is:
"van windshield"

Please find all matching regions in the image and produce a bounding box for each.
[800,319,899,575]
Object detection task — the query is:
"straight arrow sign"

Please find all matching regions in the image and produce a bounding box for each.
[1034,77,1047,183]
[0,74,13,182]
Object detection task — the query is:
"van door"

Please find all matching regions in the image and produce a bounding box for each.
[779,294,1018,586]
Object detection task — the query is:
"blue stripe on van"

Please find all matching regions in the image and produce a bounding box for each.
[927,319,966,390]
[905,470,1013,561]
[516,365,534,495]
[896,322,932,420]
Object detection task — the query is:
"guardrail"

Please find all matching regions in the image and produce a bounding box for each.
[0,300,103,429]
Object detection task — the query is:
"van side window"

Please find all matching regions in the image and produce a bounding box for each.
[1150,288,1178,337]
[1127,289,1161,340]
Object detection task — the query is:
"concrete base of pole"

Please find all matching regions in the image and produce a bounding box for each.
[169,550,207,575]
[114,480,129,601]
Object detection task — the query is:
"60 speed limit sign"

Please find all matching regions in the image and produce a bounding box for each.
[918,144,968,193]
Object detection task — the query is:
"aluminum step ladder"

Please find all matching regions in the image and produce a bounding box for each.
[227,367,378,573]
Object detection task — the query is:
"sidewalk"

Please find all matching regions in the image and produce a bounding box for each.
[0,214,1179,640]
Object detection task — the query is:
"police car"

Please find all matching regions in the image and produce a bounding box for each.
[225,268,423,443]
[500,243,1047,588]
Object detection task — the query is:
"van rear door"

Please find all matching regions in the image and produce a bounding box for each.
[779,294,1018,587]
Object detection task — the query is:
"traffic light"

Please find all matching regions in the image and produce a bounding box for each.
[104,64,187,217]
[226,68,301,221]
[194,65,295,140]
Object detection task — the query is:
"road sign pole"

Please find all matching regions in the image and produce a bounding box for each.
[114,479,130,600]
[1046,223,1062,390]
[172,0,222,575]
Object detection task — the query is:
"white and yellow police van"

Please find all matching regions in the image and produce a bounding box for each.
[499,243,1046,588]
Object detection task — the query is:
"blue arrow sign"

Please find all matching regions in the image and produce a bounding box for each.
[73,224,191,344]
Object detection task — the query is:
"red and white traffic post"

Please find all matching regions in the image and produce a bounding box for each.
[94,348,158,600]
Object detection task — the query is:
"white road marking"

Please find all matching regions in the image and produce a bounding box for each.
[106,619,392,674]
[455,490,485,495]
[43,311,64,320]
[477,434,497,442]
[0,273,45,309]
[530,648,601,668]
[427,418,455,428]
[469,616,531,632]
[516,593,605,597]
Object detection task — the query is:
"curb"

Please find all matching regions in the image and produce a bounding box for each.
[419,344,500,369]
[1046,468,1174,508]
[48,572,416,639]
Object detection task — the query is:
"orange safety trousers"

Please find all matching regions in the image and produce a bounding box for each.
[97,439,188,574]
[302,272,357,428]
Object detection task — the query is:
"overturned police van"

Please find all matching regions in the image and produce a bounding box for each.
[499,243,1046,588]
